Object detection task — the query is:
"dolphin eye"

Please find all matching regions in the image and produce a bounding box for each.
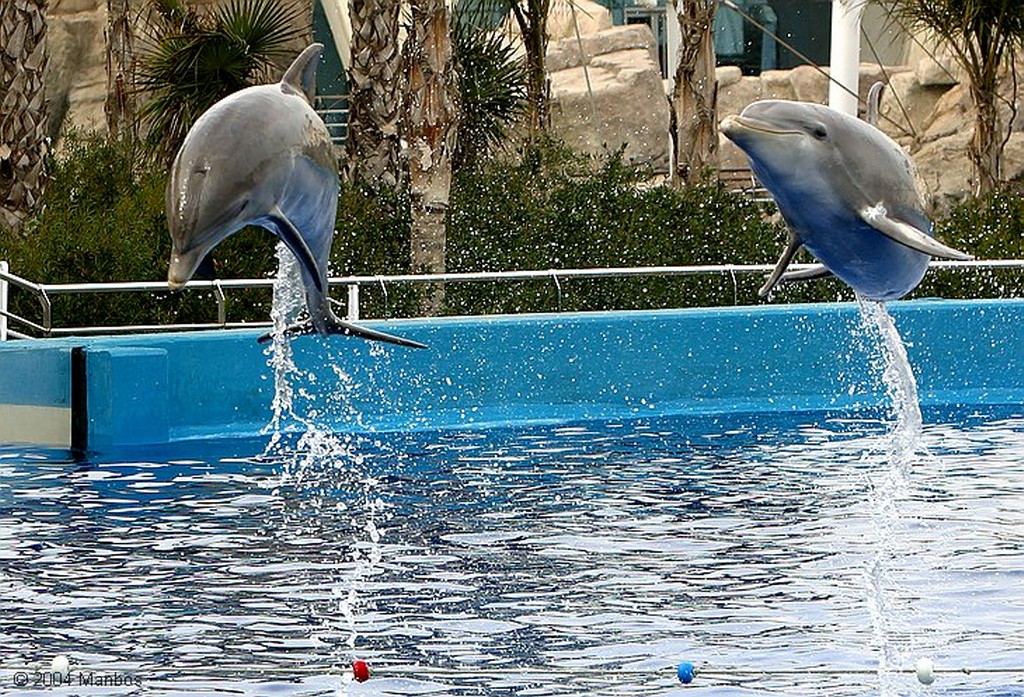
[810,124,828,140]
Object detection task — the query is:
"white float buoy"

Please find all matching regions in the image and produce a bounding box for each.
[916,657,935,685]
[50,654,70,675]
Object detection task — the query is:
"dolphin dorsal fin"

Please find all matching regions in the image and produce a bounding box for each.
[281,43,323,104]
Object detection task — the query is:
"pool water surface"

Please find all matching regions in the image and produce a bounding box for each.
[1,407,1023,696]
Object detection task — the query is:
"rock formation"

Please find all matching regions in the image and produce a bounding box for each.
[547,23,671,172]
[42,0,1024,207]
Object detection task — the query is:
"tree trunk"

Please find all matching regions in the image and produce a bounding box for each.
[969,80,1001,195]
[0,0,49,234]
[105,0,136,140]
[670,0,718,187]
[510,0,550,137]
[404,0,458,316]
[964,24,1004,196]
[344,0,405,192]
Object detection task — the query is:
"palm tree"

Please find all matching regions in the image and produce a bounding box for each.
[1,0,49,233]
[404,0,459,314]
[670,0,719,187]
[105,0,137,139]
[885,0,1024,194]
[452,0,527,171]
[505,0,551,136]
[136,0,303,164]
[343,0,405,190]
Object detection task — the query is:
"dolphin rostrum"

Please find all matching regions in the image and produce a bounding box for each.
[721,99,971,301]
[166,44,425,348]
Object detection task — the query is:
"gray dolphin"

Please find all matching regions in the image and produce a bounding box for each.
[721,99,971,301]
[166,44,425,348]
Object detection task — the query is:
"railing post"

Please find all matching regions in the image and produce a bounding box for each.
[549,271,563,311]
[347,283,359,321]
[213,281,226,326]
[0,260,8,341]
[40,288,51,337]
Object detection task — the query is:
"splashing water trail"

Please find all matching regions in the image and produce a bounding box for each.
[855,297,927,696]
[264,242,307,448]
[260,243,387,689]
[858,298,923,465]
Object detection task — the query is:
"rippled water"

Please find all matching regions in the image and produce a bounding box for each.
[2,407,1024,697]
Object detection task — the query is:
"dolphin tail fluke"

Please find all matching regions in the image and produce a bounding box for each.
[257,320,316,344]
[257,317,427,349]
[323,317,428,349]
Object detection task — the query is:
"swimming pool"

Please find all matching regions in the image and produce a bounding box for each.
[1,301,1023,695]
[2,406,1023,696]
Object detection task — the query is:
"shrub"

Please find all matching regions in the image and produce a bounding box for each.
[2,135,1022,335]
[912,183,1024,299]
[0,131,279,332]
[444,141,797,313]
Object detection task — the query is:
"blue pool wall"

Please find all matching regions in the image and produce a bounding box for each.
[1,299,1022,452]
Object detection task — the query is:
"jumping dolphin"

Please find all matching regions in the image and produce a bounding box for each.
[166,44,425,348]
[721,99,971,301]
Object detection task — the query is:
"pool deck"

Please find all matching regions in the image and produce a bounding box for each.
[1,299,1022,453]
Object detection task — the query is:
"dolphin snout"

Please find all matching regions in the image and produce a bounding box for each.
[167,251,200,290]
[167,268,189,291]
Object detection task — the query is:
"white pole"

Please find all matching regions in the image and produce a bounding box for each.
[666,0,681,80]
[320,0,352,70]
[828,0,865,116]
[0,260,8,341]
[347,283,359,321]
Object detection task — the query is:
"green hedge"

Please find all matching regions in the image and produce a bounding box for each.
[914,185,1024,299]
[1,133,280,330]
[2,132,1022,334]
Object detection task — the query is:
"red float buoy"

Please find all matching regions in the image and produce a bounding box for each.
[352,659,370,683]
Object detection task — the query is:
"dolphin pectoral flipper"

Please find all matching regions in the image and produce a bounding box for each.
[270,207,325,292]
[257,317,428,348]
[860,206,972,261]
[781,264,832,284]
[758,232,804,297]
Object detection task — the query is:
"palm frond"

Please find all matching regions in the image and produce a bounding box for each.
[136,0,306,162]
[214,0,304,66]
[452,0,528,168]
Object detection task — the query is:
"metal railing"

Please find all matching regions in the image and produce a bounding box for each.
[719,167,774,204]
[315,94,348,146]
[2,260,1024,340]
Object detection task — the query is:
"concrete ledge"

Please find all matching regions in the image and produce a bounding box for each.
[0,300,1022,454]
[72,347,170,451]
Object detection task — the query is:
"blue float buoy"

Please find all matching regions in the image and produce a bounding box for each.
[677,661,695,684]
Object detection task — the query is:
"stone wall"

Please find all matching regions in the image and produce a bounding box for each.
[715,58,1024,210]
[45,0,1024,208]
[548,23,670,172]
[47,0,108,136]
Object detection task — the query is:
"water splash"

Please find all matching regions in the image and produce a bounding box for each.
[855,297,925,696]
[264,242,308,447]
[259,244,387,688]
[856,297,922,464]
